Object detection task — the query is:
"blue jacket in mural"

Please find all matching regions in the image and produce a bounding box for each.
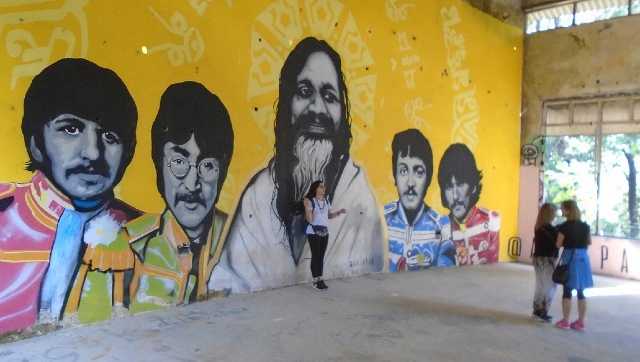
[384,201,455,272]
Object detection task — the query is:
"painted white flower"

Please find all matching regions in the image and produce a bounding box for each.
[84,213,121,246]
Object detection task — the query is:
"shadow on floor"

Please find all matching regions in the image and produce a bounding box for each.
[378,295,536,327]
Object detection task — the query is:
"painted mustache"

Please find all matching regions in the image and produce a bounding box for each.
[296,111,334,136]
[403,186,418,197]
[65,161,110,178]
[175,192,205,207]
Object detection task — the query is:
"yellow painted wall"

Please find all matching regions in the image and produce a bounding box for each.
[0,0,522,261]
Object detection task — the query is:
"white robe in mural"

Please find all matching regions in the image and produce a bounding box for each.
[210,157,384,293]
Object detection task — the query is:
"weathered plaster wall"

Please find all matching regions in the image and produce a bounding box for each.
[464,0,524,27]
[518,14,640,281]
[522,15,640,143]
[522,0,558,8]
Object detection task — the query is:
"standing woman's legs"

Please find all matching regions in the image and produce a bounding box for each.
[542,257,557,316]
[532,257,545,314]
[308,234,322,279]
[316,235,329,279]
[561,285,572,322]
[577,289,587,323]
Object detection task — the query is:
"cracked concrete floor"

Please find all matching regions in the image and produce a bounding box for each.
[1,263,639,362]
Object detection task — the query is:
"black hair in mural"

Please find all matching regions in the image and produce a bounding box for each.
[391,128,433,188]
[151,81,234,203]
[437,143,483,209]
[22,58,137,183]
[271,36,351,240]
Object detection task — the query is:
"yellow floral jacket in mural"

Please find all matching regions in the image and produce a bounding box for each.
[64,199,142,324]
[126,209,227,313]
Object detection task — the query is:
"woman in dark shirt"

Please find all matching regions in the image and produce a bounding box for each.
[555,200,593,332]
[531,203,558,322]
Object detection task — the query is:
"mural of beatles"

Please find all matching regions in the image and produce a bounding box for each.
[0,58,141,333]
[211,37,384,293]
[126,82,234,312]
[385,129,455,272]
[0,59,235,334]
[437,144,500,266]
[123,82,233,312]
[0,32,503,338]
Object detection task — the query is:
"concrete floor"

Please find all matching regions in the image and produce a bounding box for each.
[1,263,639,362]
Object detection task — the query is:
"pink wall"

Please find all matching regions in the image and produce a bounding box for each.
[515,165,640,281]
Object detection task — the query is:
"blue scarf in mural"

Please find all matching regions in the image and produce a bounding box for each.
[39,198,103,320]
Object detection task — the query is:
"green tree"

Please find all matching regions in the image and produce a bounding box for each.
[544,134,640,239]
[543,135,597,228]
[601,134,640,238]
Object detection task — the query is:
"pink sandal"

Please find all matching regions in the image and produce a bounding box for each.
[555,319,570,330]
[570,320,585,332]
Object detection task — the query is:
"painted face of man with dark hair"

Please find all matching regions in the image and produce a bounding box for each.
[396,153,428,213]
[30,113,124,200]
[289,51,343,201]
[291,51,342,134]
[162,134,219,239]
[444,175,474,222]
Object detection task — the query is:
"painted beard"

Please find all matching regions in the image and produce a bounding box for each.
[291,135,334,201]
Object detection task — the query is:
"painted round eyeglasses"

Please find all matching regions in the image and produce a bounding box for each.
[167,157,219,182]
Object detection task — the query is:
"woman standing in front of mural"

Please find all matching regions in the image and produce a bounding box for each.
[554,200,593,331]
[531,203,558,322]
[304,180,346,290]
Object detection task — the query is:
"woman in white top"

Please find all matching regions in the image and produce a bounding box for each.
[304,180,346,290]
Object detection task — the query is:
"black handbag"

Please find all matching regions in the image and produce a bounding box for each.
[552,249,574,284]
[308,198,329,237]
[311,225,328,237]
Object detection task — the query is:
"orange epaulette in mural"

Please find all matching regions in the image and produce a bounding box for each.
[0,183,17,212]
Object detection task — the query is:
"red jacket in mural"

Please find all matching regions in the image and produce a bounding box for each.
[0,172,140,333]
[0,171,71,334]
[451,206,501,266]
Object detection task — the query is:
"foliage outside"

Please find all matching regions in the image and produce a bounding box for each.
[543,134,640,239]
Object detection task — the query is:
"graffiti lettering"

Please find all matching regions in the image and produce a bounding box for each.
[451,69,470,91]
[403,68,417,89]
[441,5,479,150]
[188,0,212,15]
[394,32,422,90]
[601,245,608,270]
[147,6,205,66]
[390,12,425,126]
[385,0,415,23]
[441,5,461,27]
[6,27,75,89]
[508,237,521,258]
[188,0,233,15]
[0,0,89,89]
[521,144,538,166]
[404,97,427,129]
[396,31,411,52]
